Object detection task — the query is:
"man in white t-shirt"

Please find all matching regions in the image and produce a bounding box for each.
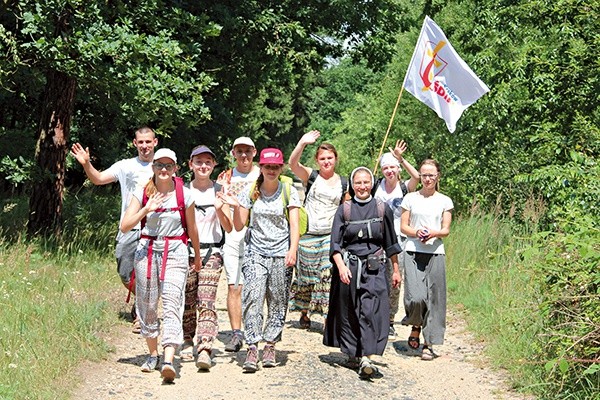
[70,127,157,332]
[216,136,260,352]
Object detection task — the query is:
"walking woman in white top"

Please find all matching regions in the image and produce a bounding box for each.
[121,148,201,383]
[400,159,453,361]
[288,130,347,329]
[182,145,233,370]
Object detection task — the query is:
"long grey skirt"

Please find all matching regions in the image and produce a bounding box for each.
[401,251,447,345]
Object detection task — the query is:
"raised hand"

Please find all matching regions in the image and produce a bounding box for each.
[216,191,239,208]
[300,130,320,146]
[70,143,91,165]
[389,139,408,160]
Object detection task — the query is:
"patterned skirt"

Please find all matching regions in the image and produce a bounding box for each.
[289,234,332,316]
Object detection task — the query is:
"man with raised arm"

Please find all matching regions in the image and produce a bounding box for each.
[70,126,158,333]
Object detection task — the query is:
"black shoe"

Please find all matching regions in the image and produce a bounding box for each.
[388,325,396,338]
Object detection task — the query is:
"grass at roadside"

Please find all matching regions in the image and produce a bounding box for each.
[0,192,123,400]
[445,214,542,393]
[0,238,120,400]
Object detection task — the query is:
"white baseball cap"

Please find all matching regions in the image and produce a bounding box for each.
[153,148,177,163]
[232,137,255,149]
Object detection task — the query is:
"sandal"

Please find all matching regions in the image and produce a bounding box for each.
[132,318,141,334]
[299,313,311,329]
[421,345,436,361]
[179,340,195,361]
[408,326,421,349]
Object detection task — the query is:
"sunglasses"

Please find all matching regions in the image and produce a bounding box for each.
[153,162,176,171]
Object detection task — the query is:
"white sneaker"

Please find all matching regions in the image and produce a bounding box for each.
[140,356,158,372]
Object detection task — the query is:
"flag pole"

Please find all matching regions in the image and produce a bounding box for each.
[373,18,428,175]
[372,86,405,175]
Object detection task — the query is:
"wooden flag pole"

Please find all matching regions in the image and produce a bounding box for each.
[373,85,406,176]
[373,21,426,175]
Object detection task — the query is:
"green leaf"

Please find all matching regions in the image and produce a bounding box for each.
[558,359,569,374]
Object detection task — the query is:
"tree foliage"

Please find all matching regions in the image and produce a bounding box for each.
[0,0,404,233]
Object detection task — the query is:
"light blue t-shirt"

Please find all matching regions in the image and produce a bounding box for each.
[238,182,301,257]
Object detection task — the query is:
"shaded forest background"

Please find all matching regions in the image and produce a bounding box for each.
[1,1,598,398]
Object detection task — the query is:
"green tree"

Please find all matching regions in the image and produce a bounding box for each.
[1,0,408,235]
[1,1,216,235]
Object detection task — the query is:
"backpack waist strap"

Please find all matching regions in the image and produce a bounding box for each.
[140,234,188,281]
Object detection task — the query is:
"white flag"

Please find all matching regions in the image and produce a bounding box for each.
[404,16,489,132]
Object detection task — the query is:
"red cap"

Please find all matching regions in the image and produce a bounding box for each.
[259,148,284,165]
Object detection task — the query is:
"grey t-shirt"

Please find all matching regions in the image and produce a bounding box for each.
[238,182,301,257]
[133,185,194,253]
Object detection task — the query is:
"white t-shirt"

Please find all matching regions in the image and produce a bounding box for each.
[401,191,454,254]
[220,166,260,242]
[105,157,153,236]
[133,185,194,253]
[189,182,224,257]
[238,182,301,257]
[374,178,410,238]
[304,174,343,235]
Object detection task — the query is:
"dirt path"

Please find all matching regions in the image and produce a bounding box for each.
[73,276,529,400]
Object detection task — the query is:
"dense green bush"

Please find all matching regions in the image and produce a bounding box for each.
[522,215,600,399]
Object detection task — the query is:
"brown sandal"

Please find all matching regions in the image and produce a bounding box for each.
[299,313,311,329]
[408,326,421,349]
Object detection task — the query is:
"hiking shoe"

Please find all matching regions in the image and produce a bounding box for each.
[242,346,259,373]
[225,332,243,352]
[161,362,176,383]
[388,324,396,338]
[141,356,159,372]
[358,358,374,378]
[262,344,276,368]
[195,349,212,371]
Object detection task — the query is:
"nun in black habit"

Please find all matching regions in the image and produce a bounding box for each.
[323,166,401,378]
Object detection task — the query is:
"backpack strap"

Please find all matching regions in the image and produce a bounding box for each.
[342,200,386,239]
[400,181,408,197]
[174,177,187,236]
[141,185,149,230]
[282,181,291,222]
[340,176,348,204]
[343,200,351,223]
[304,169,320,202]
[376,199,385,219]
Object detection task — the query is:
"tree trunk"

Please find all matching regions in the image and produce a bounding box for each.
[27,69,77,237]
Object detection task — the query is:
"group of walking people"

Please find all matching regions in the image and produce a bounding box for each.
[70,126,453,382]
